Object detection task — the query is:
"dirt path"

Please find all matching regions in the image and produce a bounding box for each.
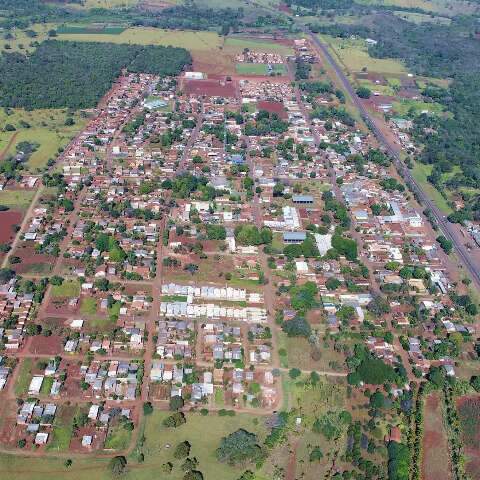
[286,439,300,480]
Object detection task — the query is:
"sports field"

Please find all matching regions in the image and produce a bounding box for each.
[236,63,287,75]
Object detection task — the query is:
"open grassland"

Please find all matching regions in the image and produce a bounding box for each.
[0,109,87,172]
[320,35,407,75]
[411,161,453,214]
[356,0,479,15]
[0,190,36,210]
[393,11,451,24]
[57,27,223,51]
[0,410,269,480]
[392,98,444,116]
[0,24,53,53]
[51,280,81,299]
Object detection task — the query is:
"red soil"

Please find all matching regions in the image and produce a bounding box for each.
[0,210,22,243]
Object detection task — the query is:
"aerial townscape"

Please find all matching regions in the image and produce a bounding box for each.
[0,1,480,480]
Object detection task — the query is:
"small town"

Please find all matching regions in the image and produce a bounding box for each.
[0,1,479,480]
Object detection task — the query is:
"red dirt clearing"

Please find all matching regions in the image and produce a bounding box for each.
[184,79,236,98]
[29,335,64,355]
[257,100,288,119]
[422,393,451,480]
[0,210,22,243]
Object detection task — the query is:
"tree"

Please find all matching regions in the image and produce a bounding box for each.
[109,456,127,476]
[216,429,264,466]
[184,471,204,480]
[163,412,186,428]
[289,368,301,379]
[309,446,323,462]
[169,395,184,411]
[174,441,191,459]
[282,316,311,338]
[325,277,341,290]
[143,402,154,415]
[356,86,372,99]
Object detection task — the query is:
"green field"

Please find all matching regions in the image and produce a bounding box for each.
[226,37,293,55]
[104,424,131,450]
[236,63,287,75]
[356,0,478,16]
[0,411,268,480]
[0,190,36,210]
[0,109,87,172]
[0,24,54,53]
[57,27,223,51]
[320,34,407,75]
[80,297,97,315]
[57,25,126,35]
[40,376,54,395]
[14,358,33,396]
[392,98,444,116]
[411,161,453,214]
[51,280,81,299]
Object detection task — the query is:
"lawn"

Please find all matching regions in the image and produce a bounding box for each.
[40,376,54,395]
[80,297,97,315]
[50,280,80,299]
[14,358,33,396]
[236,63,287,75]
[411,161,453,214]
[215,387,225,407]
[0,190,36,210]
[47,405,79,453]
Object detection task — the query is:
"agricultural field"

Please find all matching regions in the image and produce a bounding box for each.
[422,393,450,480]
[0,109,88,172]
[457,395,480,479]
[393,11,451,25]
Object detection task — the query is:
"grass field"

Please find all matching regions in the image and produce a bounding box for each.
[411,161,453,214]
[14,358,33,396]
[0,24,53,53]
[393,11,451,24]
[0,410,269,480]
[51,280,81,299]
[392,98,444,116]
[104,423,131,450]
[0,190,36,210]
[225,37,293,55]
[357,0,478,16]
[236,63,287,75]
[0,109,87,172]
[40,376,54,395]
[80,297,97,315]
[57,27,223,51]
[320,34,407,75]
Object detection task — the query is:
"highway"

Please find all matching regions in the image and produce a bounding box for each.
[306,29,480,289]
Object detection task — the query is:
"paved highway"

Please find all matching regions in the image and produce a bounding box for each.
[306,29,480,289]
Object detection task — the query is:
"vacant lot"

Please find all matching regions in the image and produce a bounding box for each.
[51,280,81,299]
[0,190,36,210]
[14,358,33,396]
[422,393,450,480]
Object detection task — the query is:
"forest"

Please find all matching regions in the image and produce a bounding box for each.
[0,41,191,109]
[312,13,480,218]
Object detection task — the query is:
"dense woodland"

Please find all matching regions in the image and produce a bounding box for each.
[0,41,191,109]
[312,13,480,219]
